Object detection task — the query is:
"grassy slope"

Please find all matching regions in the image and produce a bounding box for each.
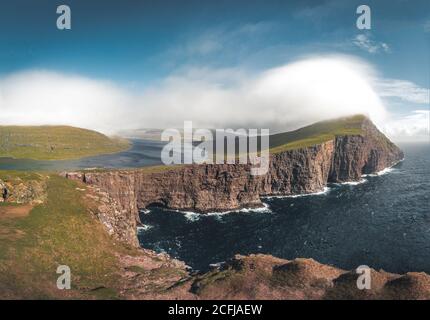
[212,115,367,161]
[0,174,134,299]
[268,115,365,153]
[0,126,130,160]
[0,115,366,161]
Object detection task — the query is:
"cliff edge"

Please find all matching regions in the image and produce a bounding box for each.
[64,115,403,247]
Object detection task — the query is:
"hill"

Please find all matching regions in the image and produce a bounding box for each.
[0,126,130,160]
[268,114,366,153]
[209,115,371,159]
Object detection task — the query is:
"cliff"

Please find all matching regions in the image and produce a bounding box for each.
[64,116,403,247]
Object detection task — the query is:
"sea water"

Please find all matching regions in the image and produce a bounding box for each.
[138,143,430,273]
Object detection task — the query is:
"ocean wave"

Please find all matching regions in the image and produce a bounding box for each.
[175,202,273,221]
[209,261,225,268]
[137,224,153,233]
[207,202,273,216]
[363,167,396,177]
[333,179,367,186]
[363,160,402,177]
[263,187,331,199]
[183,211,201,222]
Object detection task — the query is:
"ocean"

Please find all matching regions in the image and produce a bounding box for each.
[138,143,430,273]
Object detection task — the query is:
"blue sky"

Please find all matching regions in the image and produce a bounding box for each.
[0,0,429,140]
[0,0,428,83]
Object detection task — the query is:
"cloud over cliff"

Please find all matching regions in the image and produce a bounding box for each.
[0,55,425,141]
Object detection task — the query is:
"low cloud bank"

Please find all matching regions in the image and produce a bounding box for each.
[0,55,426,141]
[382,110,429,142]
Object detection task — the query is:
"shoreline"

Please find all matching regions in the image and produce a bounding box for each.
[136,160,404,274]
[139,160,402,217]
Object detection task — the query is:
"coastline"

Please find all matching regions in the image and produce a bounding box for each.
[141,159,403,217]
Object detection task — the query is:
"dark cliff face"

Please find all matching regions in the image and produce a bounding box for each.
[261,140,334,196]
[65,117,403,246]
[329,118,403,182]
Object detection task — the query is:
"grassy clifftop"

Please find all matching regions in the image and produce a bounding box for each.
[0,126,130,160]
[269,115,366,153]
[0,173,187,299]
[212,115,369,158]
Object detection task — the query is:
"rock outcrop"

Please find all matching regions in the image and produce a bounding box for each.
[64,117,403,247]
[174,254,430,300]
[112,253,430,300]
[0,180,8,202]
[0,177,46,204]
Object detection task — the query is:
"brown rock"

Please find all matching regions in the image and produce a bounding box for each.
[184,255,430,300]
[0,179,8,202]
[381,272,430,300]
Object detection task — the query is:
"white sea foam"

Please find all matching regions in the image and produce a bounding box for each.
[137,224,153,233]
[263,187,331,199]
[175,202,273,221]
[209,261,225,268]
[333,179,367,186]
[364,167,395,177]
[207,202,273,216]
[183,211,201,222]
[362,160,402,178]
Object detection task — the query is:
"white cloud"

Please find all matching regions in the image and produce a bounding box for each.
[166,22,275,61]
[353,34,391,54]
[424,20,430,33]
[381,110,430,142]
[0,55,400,137]
[0,71,132,134]
[375,79,430,104]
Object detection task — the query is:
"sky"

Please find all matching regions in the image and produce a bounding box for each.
[0,0,429,141]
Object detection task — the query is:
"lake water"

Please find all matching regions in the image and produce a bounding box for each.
[138,143,430,274]
[0,139,166,171]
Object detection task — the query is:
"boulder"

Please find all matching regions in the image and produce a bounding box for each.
[0,179,8,202]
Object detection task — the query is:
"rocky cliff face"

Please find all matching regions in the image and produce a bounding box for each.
[329,119,403,181]
[64,117,403,247]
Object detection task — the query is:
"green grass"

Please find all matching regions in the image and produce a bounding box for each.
[82,164,183,175]
[0,125,130,160]
[0,170,45,182]
[210,115,368,161]
[0,175,131,299]
[0,115,368,162]
[0,171,190,299]
[268,115,366,153]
